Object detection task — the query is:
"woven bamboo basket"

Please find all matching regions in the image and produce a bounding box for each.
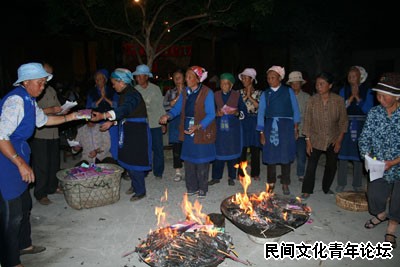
[56,163,123,210]
[336,191,368,212]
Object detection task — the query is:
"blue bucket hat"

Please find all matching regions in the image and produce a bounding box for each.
[132,64,153,78]
[13,62,53,86]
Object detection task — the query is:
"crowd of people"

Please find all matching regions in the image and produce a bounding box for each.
[1,61,399,266]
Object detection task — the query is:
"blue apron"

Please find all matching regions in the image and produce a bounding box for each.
[215,114,242,160]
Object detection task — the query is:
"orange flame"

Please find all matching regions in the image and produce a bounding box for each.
[181,194,217,236]
[155,206,167,227]
[282,211,288,221]
[160,188,168,202]
[232,162,277,220]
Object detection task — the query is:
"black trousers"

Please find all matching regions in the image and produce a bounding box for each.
[267,163,291,185]
[172,142,183,169]
[0,189,32,267]
[239,146,260,177]
[367,179,400,222]
[184,162,210,193]
[31,138,60,200]
[302,144,338,194]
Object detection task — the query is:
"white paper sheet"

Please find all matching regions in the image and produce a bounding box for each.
[57,101,77,114]
[67,139,80,147]
[364,154,386,181]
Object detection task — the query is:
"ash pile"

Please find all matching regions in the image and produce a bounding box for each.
[135,222,233,267]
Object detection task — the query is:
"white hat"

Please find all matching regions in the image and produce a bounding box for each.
[353,66,368,84]
[238,68,257,84]
[267,65,285,80]
[13,63,53,86]
[286,71,306,85]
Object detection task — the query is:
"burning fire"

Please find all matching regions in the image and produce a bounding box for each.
[231,161,274,220]
[229,161,311,226]
[134,188,234,266]
[151,188,218,240]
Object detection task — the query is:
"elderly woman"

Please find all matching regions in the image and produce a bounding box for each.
[257,66,300,195]
[160,66,216,198]
[301,72,348,200]
[238,68,263,180]
[86,69,118,112]
[86,69,120,162]
[0,63,82,267]
[359,73,400,248]
[91,68,151,202]
[336,66,374,192]
[209,73,247,186]
[286,71,310,182]
[163,69,185,182]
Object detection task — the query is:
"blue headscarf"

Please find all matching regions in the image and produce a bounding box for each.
[95,68,109,81]
[111,68,133,84]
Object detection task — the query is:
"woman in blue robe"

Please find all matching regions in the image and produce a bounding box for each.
[209,73,247,186]
[257,66,300,195]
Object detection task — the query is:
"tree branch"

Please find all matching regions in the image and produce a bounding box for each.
[154,20,218,58]
[148,0,176,36]
[154,12,209,47]
[80,0,144,47]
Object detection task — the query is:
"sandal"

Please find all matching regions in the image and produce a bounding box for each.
[384,233,397,249]
[364,216,388,229]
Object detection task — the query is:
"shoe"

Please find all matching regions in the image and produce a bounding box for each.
[20,245,46,255]
[364,216,388,229]
[336,185,345,193]
[125,187,135,195]
[155,176,162,180]
[174,173,182,182]
[282,185,290,195]
[385,233,397,249]
[56,187,63,194]
[298,176,304,182]
[325,190,335,195]
[198,190,206,198]
[185,190,199,196]
[253,176,260,181]
[208,179,220,186]
[38,197,52,205]
[300,193,310,201]
[130,193,146,202]
[228,179,235,186]
[121,172,130,181]
[277,174,282,179]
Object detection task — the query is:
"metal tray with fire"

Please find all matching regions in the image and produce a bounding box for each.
[221,191,311,239]
[135,222,232,267]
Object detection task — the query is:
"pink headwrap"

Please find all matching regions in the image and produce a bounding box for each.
[189,66,208,83]
[267,65,285,80]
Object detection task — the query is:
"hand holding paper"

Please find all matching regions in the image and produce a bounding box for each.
[58,100,77,114]
[221,104,237,115]
[364,154,386,181]
[67,139,80,147]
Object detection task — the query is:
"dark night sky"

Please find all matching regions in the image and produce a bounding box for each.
[1,0,397,44]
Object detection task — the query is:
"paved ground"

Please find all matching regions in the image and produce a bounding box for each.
[19,151,398,267]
